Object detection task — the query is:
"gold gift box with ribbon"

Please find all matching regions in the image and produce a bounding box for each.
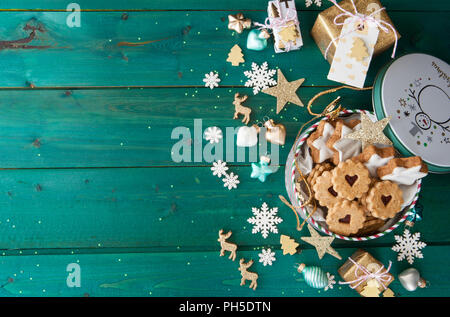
[338,249,394,296]
[311,0,400,63]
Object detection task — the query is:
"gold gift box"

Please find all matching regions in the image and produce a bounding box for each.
[311,0,400,63]
[338,249,394,295]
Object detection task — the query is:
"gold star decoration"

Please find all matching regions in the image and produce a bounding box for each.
[227,13,251,34]
[300,224,342,260]
[262,69,305,114]
[344,113,393,149]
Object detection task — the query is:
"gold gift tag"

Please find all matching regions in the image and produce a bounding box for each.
[327,17,379,88]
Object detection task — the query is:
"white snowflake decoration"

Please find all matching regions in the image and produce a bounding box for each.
[222,172,240,190]
[305,0,322,7]
[211,160,228,178]
[324,273,335,291]
[258,248,276,266]
[247,202,283,239]
[203,71,221,89]
[204,126,223,144]
[244,62,277,95]
[392,229,427,264]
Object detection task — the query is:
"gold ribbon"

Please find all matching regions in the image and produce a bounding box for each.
[280,85,372,231]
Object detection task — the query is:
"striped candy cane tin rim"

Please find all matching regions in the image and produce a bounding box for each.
[289,109,422,241]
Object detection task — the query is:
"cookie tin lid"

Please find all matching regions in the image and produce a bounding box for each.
[373,53,450,173]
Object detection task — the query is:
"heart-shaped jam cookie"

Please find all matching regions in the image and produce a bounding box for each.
[345,175,358,186]
[366,181,403,220]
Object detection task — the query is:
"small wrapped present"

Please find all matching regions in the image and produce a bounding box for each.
[338,249,394,296]
[265,0,303,53]
[311,0,400,63]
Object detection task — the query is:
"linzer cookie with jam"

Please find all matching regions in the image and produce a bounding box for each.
[312,171,341,208]
[326,200,366,236]
[365,181,404,220]
[331,159,371,200]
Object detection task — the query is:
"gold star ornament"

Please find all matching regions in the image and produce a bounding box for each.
[227,13,251,34]
[344,113,392,149]
[300,224,342,260]
[262,69,305,114]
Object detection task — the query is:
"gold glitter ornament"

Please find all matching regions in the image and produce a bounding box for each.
[228,13,252,34]
[262,69,305,114]
[360,279,381,297]
[382,288,395,297]
[300,224,342,260]
[238,259,259,290]
[255,119,286,145]
[280,235,299,255]
[226,44,245,67]
[218,229,237,261]
[344,113,392,149]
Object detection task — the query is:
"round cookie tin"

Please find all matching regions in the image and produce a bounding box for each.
[284,110,422,241]
[373,53,450,173]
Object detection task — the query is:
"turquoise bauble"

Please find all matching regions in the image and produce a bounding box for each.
[298,264,329,289]
[246,29,268,51]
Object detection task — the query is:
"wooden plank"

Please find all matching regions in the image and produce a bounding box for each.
[0,246,447,297]
[0,87,372,168]
[3,0,449,11]
[0,11,447,88]
[0,166,447,250]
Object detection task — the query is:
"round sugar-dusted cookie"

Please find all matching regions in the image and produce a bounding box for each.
[331,159,371,200]
[326,200,366,236]
[312,171,341,208]
[365,180,404,220]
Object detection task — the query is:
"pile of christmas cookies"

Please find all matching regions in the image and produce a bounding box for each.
[300,117,428,237]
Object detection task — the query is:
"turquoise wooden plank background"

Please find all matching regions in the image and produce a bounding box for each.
[0,0,448,297]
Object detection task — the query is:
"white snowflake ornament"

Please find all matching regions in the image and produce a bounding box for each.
[211,160,228,178]
[392,229,427,264]
[204,126,223,144]
[222,172,240,190]
[324,273,335,291]
[244,62,277,95]
[305,0,322,7]
[258,248,276,266]
[203,71,221,89]
[247,202,283,239]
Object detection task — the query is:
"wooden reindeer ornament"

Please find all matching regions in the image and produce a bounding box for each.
[233,93,252,125]
[238,259,259,290]
[218,229,237,261]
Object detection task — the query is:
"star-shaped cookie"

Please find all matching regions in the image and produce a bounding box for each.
[262,69,305,114]
[344,113,392,149]
[300,224,342,260]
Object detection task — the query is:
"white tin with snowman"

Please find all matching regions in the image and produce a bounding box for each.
[373,53,450,173]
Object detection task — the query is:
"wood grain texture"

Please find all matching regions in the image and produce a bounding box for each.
[0,87,373,168]
[0,246,448,297]
[0,166,447,250]
[3,0,450,11]
[0,11,447,88]
[0,0,448,298]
